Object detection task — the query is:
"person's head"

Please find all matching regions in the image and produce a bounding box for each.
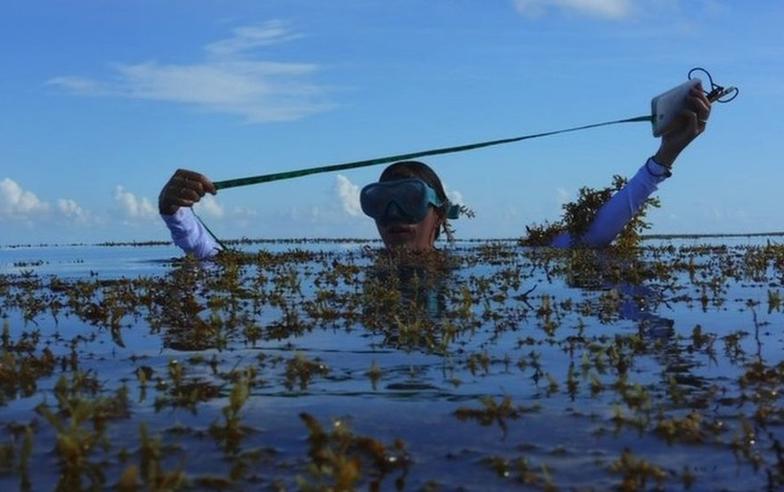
[360,161,456,251]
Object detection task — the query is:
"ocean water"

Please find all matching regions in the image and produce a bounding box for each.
[0,239,782,490]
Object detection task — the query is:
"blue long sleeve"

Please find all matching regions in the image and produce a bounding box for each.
[550,158,669,248]
[161,208,222,259]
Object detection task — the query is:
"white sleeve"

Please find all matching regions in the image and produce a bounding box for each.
[161,208,222,259]
[550,157,669,248]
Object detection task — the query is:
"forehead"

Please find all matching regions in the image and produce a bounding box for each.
[380,169,417,181]
[380,170,435,188]
[378,176,423,186]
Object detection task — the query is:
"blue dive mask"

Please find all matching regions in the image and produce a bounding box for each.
[360,178,460,223]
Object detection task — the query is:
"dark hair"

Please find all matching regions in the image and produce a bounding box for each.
[379,160,449,240]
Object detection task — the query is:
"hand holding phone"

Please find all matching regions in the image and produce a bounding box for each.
[651,79,703,137]
[651,81,712,167]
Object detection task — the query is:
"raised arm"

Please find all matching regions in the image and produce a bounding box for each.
[550,159,668,247]
[159,169,221,259]
[552,83,712,248]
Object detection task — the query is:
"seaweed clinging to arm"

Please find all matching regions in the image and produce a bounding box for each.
[521,174,660,251]
[524,81,711,250]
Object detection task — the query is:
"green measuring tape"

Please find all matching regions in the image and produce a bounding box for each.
[195,66,740,248]
[213,114,653,191]
[196,114,655,249]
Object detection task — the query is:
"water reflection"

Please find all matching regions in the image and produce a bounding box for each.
[2,242,782,490]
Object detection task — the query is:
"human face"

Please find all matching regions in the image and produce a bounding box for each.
[376,206,442,251]
[361,177,446,250]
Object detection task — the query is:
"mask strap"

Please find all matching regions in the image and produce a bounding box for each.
[445,203,461,220]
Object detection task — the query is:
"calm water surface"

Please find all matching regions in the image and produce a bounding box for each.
[1,239,782,490]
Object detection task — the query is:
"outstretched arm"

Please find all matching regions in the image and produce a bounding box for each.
[550,159,669,247]
[552,83,712,248]
[159,169,221,259]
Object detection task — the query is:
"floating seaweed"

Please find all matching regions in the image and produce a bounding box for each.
[0,239,782,489]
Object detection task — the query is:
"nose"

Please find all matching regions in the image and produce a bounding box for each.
[379,201,409,224]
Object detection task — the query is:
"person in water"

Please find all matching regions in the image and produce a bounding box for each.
[159,85,711,258]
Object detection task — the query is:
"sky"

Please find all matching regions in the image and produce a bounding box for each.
[1,0,782,245]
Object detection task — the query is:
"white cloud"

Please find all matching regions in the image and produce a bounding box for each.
[48,21,332,123]
[229,206,258,228]
[205,21,303,58]
[0,179,99,227]
[46,76,109,95]
[57,198,92,224]
[114,185,156,220]
[514,0,632,19]
[193,194,225,219]
[335,174,362,217]
[232,206,257,218]
[443,182,465,206]
[447,189,465,206]
[0,178,49,220]
[286,205,324,223]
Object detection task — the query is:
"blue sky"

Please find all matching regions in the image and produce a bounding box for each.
[1,0,782,244]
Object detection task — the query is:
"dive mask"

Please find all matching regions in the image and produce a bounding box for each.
[360,178,460,223]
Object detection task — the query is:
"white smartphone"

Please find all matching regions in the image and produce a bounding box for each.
[651,79,701,137]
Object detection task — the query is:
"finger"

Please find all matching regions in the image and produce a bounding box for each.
[169,176,205,197]
[184,178,206,197]
[167,175,189,190]
[175,169,216,195]
[689,93,711,115]
[179,187,201,202]
[686,94,711,123]
[691,88,711,117]
[694,88,711,109]
[204,179,217,195]
[682,110,701,137]
[173,198,195,208]
[174,169,207,181]
[163,193,196,209]
[197,175,216,195]
[165,186,200,202]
